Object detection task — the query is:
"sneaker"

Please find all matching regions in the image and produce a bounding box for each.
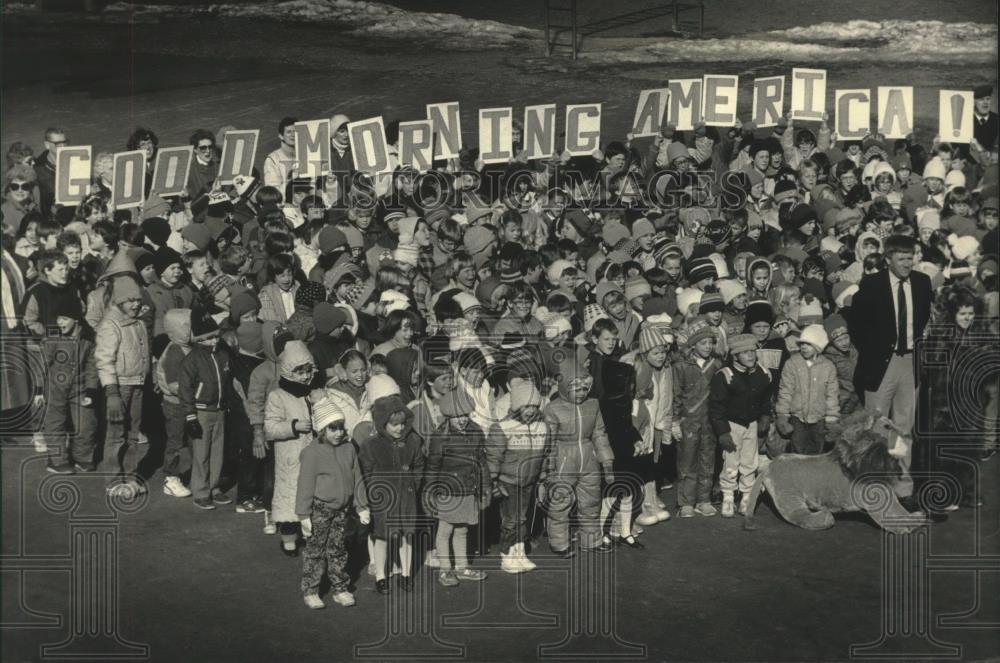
[73,462,96,473]
[455,568,487,581]
[263,511,276,535]
[659,482,673,491]
[236,499,264,513]
[738,494,750,516]
[721,497,735,518]
[655,508,671,522]
[212,492,233,505]
[163,476,192,498]
[635,510,660,527]
[193,497,216,510]
[46,462,74,475]
[331,591,355,607]
[136,432,149,445]
[679,506,695,518]
[501,552,523,574]
[981,448,998,461]
[515,544,537,572]
[303,594,325,610]
[438,571,459,587]
[424,550,442,568]
[695,502,718,517]
[584,540,615,554]
[550,547,575,559]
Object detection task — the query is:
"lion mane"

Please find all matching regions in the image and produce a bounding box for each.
[831,409,904,483]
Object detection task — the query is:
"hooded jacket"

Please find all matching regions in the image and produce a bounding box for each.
[85,251,155,336]
[775,353,839,423]
[246,321,290,429]
[147,279,194,339]
[296,435,369,516]
[542,359,613,476]
[823,342,861,415]
[841,231,882,285]
[745,256,773,300]
[155,308,192,404]
[671,349,722,426]
[94,305,150,387]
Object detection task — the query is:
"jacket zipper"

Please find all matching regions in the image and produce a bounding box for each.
[211,353,221,409]
[576,404,583,473]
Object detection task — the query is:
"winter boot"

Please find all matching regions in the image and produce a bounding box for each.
[516,542,537,572]
[721,491,735,518]
[501,547,523,574]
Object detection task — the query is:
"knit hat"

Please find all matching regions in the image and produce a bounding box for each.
[602,222,630,248]
[236,320,265,355]
[773,180,799,204]
[191,311,220,340]
[949,234,980,261]
[181,223,212,252]
[823,313,849,341]
[439,389,475,418]
[832,282,859,309]
[789,204,819,231]
[539,311,572,340]
[798,297,824,324]
[676,288,703,317]
[393,244,420,268]
[464,225,496,256]
[379,290,410,315]
[698,291,724,313]
[583,303,610,332]
[327,262,361,289]
[366,374,401,403]
[134,251,155,274]
[206,274,230,298]
[398,217,420,246]
[509,381,542,412]
[624,275,652,301]
[152,247,182,278]
[916,209,941,233]
[798,324,829,352]
[475,276,503,305]
[945,170,966,192]
[341,225,364,251]
[717,279,747,305]
[499,267,522,284]
[595,281,624,306]
[923,158,946,181]
[836,207,863,235]
[230,289,261,322]
[705,219,732,247]
[318,226,348,255]
[707,252,730,279]
[295,282,327,310]
[452,291,480,313]
[142,217,171,247]
[313,302,348,335]
[565,209,594,237]
[685,256,717,284]
[111,276,142,304]
[729,333,757,355]
[666,142,689,163]
[821,251,843,276]
[312,397,345,431]
[638,326,668,354]
[463,193,493,225]
[744,299,774,327]
[632,218,655,240]
[686,318,715,346]
[547,259,574,286]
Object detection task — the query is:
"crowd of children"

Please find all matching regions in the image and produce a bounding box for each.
[1,89,998,609]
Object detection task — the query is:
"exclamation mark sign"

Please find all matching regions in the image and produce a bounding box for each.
[950,94,964,138]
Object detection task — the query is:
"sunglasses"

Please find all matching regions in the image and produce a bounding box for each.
[196,144,214,152]
[8,182,34,192]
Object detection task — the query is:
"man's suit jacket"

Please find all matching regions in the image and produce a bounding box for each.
[848,269,932,393]
[974,111,999,151]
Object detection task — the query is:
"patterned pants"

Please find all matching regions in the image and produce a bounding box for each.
[301,500,349,596]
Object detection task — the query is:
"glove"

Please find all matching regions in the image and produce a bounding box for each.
[718,432,736,453]
[357,509,371,525]
[603,464,615,485]
[105,387,124,424]
[776,416,794,438]
[252,427,267,460]
[301,517,312,538]
[185,417,204,440]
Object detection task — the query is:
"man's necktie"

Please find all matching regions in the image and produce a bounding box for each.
[897,279,908,353]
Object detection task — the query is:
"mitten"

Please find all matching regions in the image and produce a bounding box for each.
[718,432,736,453]
[301,517,313,538]
[776,415,794,437]
[185,416,204,440]
[357,509,371,525]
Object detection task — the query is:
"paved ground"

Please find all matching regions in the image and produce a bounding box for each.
[2,440,999,662]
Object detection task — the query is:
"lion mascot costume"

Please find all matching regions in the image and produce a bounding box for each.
[743,410,928,534]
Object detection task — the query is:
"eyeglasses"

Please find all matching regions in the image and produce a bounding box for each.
[46,138,67,146]
[8,182,34,192]
[196,144,214,152]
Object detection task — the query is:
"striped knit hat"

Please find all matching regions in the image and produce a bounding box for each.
[312,398,345,431]
[638,326,668,354]
[583,303,610,333]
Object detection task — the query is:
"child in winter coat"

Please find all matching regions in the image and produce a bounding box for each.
[425,389,492,586]
[633,325,673,526]
[486,381,548,574]
[179,312,232,510]
[821,314,861,416]
[265,341,318,555]
[40,298,98,474]
[146,248,193,339]
[94,275,150,496]
[775,324,840,455]
[231,320,267,513]
[297,398,370,610]
[155,308,193,497]
[358,394,424,594]
[672,319,722,518]
[708,334,772,517]
[542,356,615,555]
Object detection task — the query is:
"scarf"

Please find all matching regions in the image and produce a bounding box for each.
[279,376,312,398]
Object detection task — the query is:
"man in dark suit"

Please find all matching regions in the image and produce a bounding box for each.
[848,235,932,503]
[973,85,999,152]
